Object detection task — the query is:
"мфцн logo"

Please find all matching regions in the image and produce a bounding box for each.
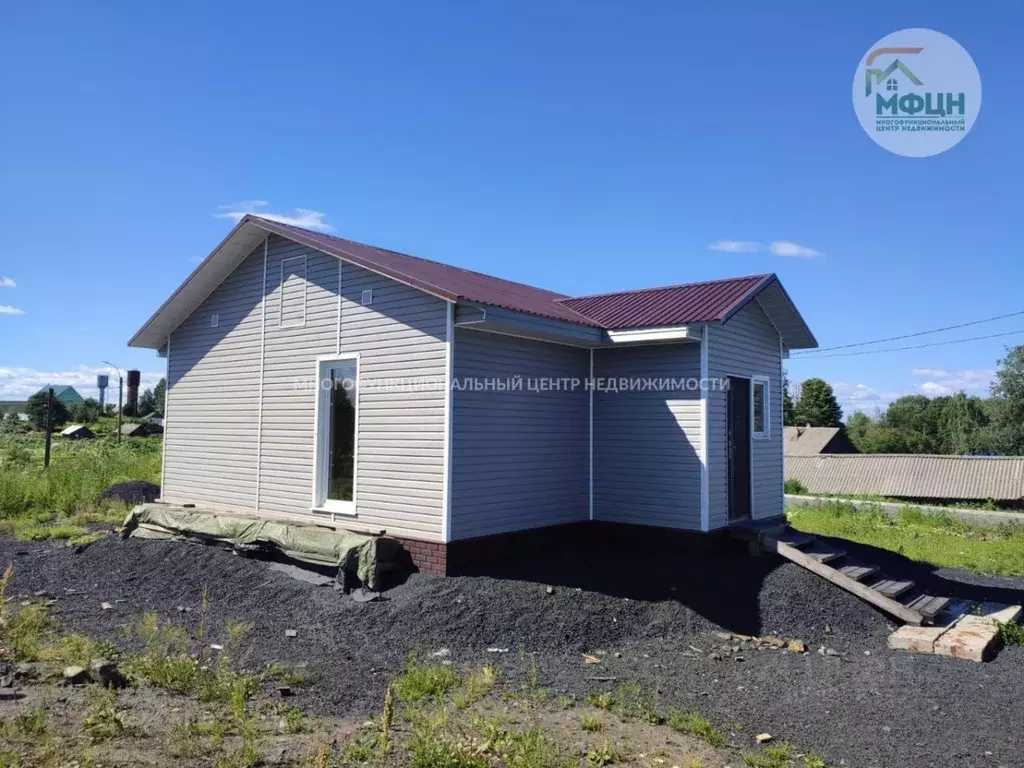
[852,29,981,158]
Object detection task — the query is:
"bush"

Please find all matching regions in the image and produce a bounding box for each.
[784,479,808,495]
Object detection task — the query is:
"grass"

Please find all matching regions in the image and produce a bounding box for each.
[579,714,604,732]
[0,433,161,542]
[392,654,458,703]
[788,500,1024,576]
[667,709,727,748]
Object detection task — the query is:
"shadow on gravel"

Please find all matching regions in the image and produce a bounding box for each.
[454,537,785,637]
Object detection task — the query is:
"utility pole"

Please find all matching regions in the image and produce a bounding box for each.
[103,361,124,443]
[43,387,53,468]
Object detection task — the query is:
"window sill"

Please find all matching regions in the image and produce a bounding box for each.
[311,505,357,517]
[752,433,771,440]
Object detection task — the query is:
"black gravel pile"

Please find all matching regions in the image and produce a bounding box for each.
[3,534,1023,768]
[100,481,161,506]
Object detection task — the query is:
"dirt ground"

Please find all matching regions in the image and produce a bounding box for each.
[2,532,1023,768]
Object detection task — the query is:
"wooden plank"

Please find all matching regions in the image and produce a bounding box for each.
[768,539,925,625]
[837,562,879,582]
[868,578,915,599]
[801,543,846,564]
[903,594,951,620]
[775,531,815,548]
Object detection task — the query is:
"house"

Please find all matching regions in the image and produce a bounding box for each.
[60,424,96,440]
[784,426,858,456]
[129,216,818,574]
[785,454,1024,505]
[37,385,84,407]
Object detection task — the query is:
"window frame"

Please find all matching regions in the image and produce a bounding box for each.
[751,375,770,440]
[311,353,361,517]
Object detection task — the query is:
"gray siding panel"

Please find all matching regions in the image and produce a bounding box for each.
[592,344,703,530]
[450,329,589,539]
[165,234,448,542]
[706,300,784,528]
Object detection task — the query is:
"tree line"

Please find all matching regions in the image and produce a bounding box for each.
[784,345,1024,456]
[1,378,167,432]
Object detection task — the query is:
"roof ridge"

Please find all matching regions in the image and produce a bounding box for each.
[558,273,776,304]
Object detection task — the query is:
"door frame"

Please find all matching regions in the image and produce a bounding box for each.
[726,373,754,522]
[311,352,361,518]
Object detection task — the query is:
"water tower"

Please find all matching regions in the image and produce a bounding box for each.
[97,374,109,409]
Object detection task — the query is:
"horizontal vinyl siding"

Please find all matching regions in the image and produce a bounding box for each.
[449,329,589,539]
[706,300,784,528]
[592,343,703,530]
[259,236,448,541]
[164,244,265,509]
[165,234,448,542]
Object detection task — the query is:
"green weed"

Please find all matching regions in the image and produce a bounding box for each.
[83,687,129,743]
[587,691,613,711]
[997,621,1024,646]
[579,714,603,732]
[393,655,458,703]
[666,709,726,748]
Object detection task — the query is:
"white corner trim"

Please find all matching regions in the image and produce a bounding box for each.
[589,347,595,522]
[159,333,171,501]
[311,353,361,518]
[699,324,710,532]
[336,259,342,355]
[442,301,454,542]
[606,325,699,344]
[255,237,268,512]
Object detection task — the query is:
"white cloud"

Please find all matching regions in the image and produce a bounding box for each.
[0,365,164,401]
[0,305,25,315]
[0,277,15,288]
[214,202,333,232]
[911,368,994,397]
[708,240,761,253]
[829,381,903,417]
[769,240,823,258]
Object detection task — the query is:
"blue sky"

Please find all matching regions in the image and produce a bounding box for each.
[1,1,1021,413]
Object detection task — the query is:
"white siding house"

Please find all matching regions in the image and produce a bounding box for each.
[131,216,816,573]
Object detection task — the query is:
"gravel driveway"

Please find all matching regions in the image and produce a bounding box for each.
[3,533,1022,768]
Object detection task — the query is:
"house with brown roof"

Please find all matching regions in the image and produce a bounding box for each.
[129,216,817,573]
[784,426,858,456]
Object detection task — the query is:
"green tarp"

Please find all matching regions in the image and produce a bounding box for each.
[121,504,395,590]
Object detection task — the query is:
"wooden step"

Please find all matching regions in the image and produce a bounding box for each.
[801,542,846,564]
[775,530,815,548]
[771,541,926,625]
[836,561,880,582]
[867,577,915,599]
[902,593,952,621]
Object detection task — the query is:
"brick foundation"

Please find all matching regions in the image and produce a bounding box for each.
[394,521,728,577]
[393,536,448,575]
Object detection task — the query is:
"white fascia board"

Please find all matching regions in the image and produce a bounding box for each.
[605,325,700,344]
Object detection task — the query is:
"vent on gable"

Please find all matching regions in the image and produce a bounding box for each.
[279,256,308,328]
[361,289,374,306]
[210,313,219,328]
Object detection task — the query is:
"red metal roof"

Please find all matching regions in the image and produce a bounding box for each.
[252,218,780,330]
[556,274,775,329]
[253,218,595,326]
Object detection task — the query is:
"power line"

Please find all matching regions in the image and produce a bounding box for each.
[790,328,1024,360]
[792,308,1024,355]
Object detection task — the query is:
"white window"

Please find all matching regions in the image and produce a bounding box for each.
[752,376,770,439]
[313,355,359,515]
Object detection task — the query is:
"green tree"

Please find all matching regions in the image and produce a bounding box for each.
[69,398,103,425]
[24,390,69,431]
[937,392,988,454]
[844,411,873,449]
[782,374,796,426]
[153,377,166,415]
[792,378,843,427]
[136,388,157,417]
